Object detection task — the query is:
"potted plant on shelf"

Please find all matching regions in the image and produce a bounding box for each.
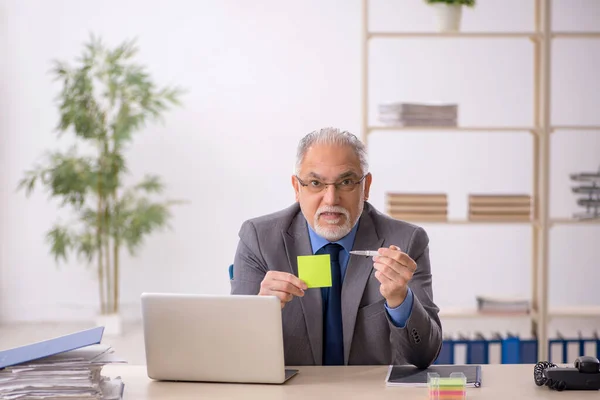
[18,35,184,335]
[424,0,476,32]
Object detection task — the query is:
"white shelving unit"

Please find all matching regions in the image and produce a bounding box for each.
[361,0,600,361]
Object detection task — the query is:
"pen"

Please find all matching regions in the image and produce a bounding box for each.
[349,250,380,257]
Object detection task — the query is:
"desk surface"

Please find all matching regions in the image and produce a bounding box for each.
[103,364,599,399]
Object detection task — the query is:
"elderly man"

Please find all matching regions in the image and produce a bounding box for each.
[231,127,442,368]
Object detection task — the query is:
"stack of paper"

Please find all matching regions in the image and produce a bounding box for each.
[570,168,600,220]
[476,295,530,314]
[377,102,458,127]
[386,193,448,221]
[0,327,126,400]
[468,194,531,221]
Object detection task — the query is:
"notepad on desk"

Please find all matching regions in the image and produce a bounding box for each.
[385,365,482,387]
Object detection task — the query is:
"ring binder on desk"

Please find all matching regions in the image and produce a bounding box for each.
[0,327,126,399]
[0,326,104,369]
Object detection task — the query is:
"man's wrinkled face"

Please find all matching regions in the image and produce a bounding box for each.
[292,143,372,241]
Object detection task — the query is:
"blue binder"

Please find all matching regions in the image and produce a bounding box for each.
[501,336,538,364]
[0,326,104,369]
[466,334,492,364]
[548,336,600,364]
[434,339,455,365]
[434,334,539,365]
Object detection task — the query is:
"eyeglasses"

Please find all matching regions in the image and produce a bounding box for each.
[295,175,366,193]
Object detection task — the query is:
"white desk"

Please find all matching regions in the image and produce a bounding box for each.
[103,364,599,399]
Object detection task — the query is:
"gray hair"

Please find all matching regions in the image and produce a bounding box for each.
[295,127,369,175]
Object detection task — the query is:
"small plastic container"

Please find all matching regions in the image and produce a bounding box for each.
[427,372,467,400]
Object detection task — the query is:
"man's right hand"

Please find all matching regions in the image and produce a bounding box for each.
[259,271,307,308]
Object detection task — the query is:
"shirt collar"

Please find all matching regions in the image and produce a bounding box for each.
[306,219,359,255]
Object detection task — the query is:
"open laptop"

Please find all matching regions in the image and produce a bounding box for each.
[140,292,298,384]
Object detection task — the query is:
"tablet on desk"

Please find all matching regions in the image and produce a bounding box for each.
[386,364,482,387]
[140,292,298,384]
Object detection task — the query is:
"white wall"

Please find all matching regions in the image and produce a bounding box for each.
[0,0,7,323]
[1,0,599,337]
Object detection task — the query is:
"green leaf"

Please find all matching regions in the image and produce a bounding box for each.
[75,230,98,263]
[17,170,39,196]
[160,86,186,106]
[116,197,173,255]
[135,175,164,194]
[50,60,70,79]
[80,207,100,228]
[96,151,126,194]
[44,150,95,208]
[106,38,138,65]
[46,225,73,263]
[111,102,146,143]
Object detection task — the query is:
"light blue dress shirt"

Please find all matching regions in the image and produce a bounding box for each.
[306,221,414,328]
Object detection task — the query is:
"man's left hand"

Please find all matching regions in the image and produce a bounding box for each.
[372,245,417,308]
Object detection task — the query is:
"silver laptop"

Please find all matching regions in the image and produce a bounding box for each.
[140,292,298,384]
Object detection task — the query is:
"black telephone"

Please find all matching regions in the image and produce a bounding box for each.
[534,356,600,391]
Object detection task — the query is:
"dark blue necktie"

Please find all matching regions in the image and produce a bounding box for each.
[321,243,344,365]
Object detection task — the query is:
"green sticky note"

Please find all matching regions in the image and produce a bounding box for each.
[297,254,332,288]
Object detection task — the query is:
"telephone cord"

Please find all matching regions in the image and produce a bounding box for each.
[534,361,567,391]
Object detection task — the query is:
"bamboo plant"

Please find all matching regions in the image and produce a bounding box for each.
[18,35,184,315]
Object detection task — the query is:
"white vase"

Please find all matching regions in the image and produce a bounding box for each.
[96,313,123,336]
[433,3,463,32]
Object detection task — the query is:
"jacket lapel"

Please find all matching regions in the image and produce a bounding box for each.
[341,208,383,364]
[282,212,323,365]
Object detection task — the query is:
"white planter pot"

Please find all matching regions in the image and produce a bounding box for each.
[432,4,463,32]
[96,313,123,336]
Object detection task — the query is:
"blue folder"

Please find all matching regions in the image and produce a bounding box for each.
[0,326,104,369]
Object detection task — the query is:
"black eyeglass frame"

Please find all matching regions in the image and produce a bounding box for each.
[294,174,367,192]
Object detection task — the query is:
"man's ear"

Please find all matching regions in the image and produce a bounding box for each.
[291,175,300,202]
[363,173,372,201]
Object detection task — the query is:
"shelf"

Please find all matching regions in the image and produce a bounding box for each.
[369,126,536,133]
[550,218,600,226]
[368,32,538,39]
[392,219,537,225]
[552,125,600,132]
[369,125,600,134]
[367,32,600,40]
[549,306,600,318]
[439,306,600,320]
[439,307,534,319]
[552,32,600,39]
[362,0,596,362]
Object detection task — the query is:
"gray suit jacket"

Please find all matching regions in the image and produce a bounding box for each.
[230,201,442,368]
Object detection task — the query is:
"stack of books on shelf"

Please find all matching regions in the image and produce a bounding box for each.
[468,194,532,221]
[377,102,458,127]
[475,295,531,315]
[570,167,600,220]
[0,327,125,400]
[386,193,448,221]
